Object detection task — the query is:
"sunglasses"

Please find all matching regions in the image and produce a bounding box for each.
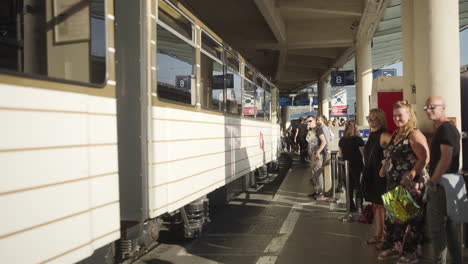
[366,116,377,121]
[423,104,442,110]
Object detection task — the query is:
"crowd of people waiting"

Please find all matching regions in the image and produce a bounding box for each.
[280,96,464,264]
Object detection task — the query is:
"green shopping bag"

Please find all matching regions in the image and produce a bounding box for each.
[382,185,421,223]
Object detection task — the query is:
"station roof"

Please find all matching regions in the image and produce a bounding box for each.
[177,0,468,96]
[342,0,468,72]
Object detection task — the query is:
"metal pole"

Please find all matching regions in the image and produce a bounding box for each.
[331,152,336,199]
[340,160,354,222]
[345,160,350,214]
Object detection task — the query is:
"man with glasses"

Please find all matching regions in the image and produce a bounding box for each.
[424,96,462,264]
[306,116,327,199]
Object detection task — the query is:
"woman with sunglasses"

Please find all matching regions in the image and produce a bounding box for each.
[378,101,429,264]
[362,109,391,248]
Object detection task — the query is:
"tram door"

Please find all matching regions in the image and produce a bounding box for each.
[377,91,403,134]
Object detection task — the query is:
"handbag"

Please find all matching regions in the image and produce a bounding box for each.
[381,185,421,223]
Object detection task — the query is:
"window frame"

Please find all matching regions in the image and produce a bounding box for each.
[224,50,242,116]
[199,30,226,113]
[155,3,198,107]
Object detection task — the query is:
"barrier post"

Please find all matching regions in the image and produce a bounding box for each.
[339,160,354,222]
[331,152,336,199]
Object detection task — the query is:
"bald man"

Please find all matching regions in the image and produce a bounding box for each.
[424,96,462,264]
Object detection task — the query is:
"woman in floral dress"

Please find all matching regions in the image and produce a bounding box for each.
[377,101,429,264]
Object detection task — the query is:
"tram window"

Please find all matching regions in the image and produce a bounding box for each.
[255,75,264,88]
[226,52,241,115]
[201,52,224,111]
[201,32,222,61]
[245,66,254,82]
[0,0,106,85]
[243,79,256,117]
[158,0,193,41]
[256,86,265,120]
[156,24,195,105]
[264,83,271,121]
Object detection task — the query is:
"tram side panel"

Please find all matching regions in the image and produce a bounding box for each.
[149,107,273,218]
[0,0,120,263]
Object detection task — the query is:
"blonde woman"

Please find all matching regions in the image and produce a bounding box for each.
[362,109,391,247]
[377,101,429,264]
[338,120,365,212]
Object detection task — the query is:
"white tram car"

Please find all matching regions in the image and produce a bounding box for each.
[0,0,280,263]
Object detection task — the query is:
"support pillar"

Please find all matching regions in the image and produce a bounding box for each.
[401,0,416,104]
[413,0,461,133]
[355,37,373,126]
[318,78,329,118]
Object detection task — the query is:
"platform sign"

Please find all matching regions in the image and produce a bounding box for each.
[279,97,292,106]
[294,100,310,106]
[373,69,397,79]
[331,105,348,114]
[331,71,355,86]
[175,75,191,90]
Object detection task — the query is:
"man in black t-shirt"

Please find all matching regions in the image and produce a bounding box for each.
[297,116,312,163]
[424,96,462,264]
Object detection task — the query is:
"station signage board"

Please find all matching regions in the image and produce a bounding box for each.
[331,105,348,114]
[331,71,355,86]
[373,69,397,79]
[175,75,191,90]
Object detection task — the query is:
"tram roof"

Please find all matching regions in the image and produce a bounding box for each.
[177,0,468,96]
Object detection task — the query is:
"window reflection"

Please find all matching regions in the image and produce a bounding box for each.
[243,80,256,117]
[0,0,106,85]
[157,24,195,105]
[201,53,224,111]
[256,87,265,120]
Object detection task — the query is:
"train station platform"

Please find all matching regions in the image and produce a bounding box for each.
[135,154,468,264]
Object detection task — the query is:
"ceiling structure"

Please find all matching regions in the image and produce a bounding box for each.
[342,0,468,71]
[178,0,387,96]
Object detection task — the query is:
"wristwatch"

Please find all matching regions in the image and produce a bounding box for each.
[428,181,439,187]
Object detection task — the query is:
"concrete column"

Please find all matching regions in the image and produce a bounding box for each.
[355,37,373,125]
[401,0,416,104]
[414,0,461,133]
[318,79,329,118]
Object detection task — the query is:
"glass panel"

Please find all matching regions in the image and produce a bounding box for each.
[245,66,254,82]
[158,0,192,40]
[0,0,106,85]
[255,86,265,120]
[201,52,224,111]
[226,66,241,115]
[156,24,195,105]
[226,51,239,73]
[264,90,271,121]
[201,32,222,60]
[243,79,255,117]
[255,75,264,88]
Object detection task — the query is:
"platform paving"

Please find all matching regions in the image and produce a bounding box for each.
[134,154,468,264]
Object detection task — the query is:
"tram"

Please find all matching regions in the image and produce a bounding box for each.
[0,0,280,263]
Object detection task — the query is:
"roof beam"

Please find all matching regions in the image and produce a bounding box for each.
[277,0,363,17]
[254,0,286,43]
[254,0,287,81]
[280,6,361,17]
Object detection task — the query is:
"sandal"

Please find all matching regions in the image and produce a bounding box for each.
[377,248,398,260]
[396,253,419,264]
[365,236,381,245]
[374,241,389,251]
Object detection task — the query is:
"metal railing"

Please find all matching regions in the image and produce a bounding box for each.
[330,151,353,222]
